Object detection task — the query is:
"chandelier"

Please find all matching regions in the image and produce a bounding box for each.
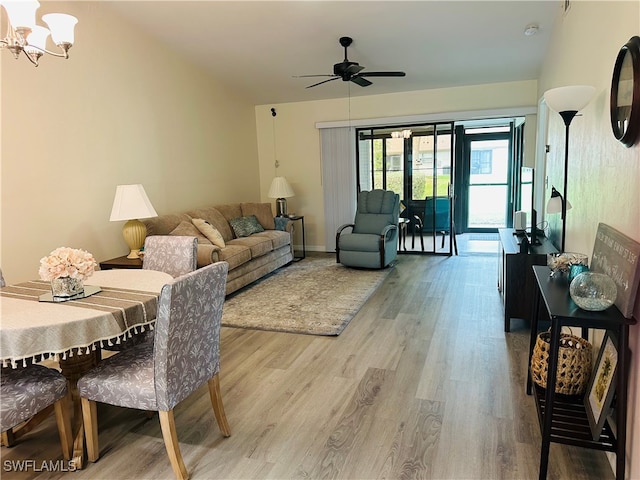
[0,0,78,66]
[391,129,412,139]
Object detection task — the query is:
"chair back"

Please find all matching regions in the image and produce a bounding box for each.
[422,197,450,232]
[153,261,229,411]
[143,235,198,278]
[353,190,399,235]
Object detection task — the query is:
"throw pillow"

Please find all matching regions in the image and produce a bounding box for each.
[274,216,289,231]
[192,218,226,249]
[169,220,211,245]
[229,215,265,238]
[240,203,275,230]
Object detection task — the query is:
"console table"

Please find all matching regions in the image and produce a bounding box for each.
[498,228,558,332]
[527,265,636,480]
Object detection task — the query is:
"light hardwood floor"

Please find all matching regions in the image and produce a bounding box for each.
[1,251,615,480]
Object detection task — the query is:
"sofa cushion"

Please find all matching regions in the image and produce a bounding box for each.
[253,230,291,250]
[229,215,265,238]
[213,204,243,223]
[216,245,251,271]
[192,218,226,248]
[186,207,234,242]
[227,235,272,259]
[143,214,191,237]
[169,220,211,245]
[241,203,275,230]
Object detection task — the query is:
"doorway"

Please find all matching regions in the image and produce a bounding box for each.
[454,122,522,234]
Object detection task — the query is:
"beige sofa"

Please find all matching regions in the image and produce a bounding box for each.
[142,202,293,294]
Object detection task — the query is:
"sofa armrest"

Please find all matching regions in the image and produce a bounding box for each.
[196,244,221,268]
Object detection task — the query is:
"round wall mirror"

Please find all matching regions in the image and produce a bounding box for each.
[611,36,640,147]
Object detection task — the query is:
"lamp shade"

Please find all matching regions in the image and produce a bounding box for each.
[268,176,295,199]
[0,0,39,28]
[544,85,596,113]
[109,184,157,221]
[24,25,49,53]
[546,187,572,214]
[42,13,78,45]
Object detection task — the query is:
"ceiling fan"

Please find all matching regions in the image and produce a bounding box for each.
[296,36,406,89]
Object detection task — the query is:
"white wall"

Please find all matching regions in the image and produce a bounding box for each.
[1,2,260,283]
[538,1,640,477]
[256,80,539,251]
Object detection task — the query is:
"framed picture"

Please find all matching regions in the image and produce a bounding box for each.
[584,332,618,440]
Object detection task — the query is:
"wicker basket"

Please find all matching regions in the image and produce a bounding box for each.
[530,329,592,395]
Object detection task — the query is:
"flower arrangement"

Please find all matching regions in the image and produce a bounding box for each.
[39,247,97,281]
[547,252,588,276]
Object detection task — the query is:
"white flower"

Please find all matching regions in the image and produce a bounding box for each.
[39,247,97,281]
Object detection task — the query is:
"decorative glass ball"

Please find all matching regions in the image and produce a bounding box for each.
[569,272,617,311]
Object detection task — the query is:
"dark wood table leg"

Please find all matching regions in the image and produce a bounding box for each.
[538,319,561,480]
[527,285,542,395]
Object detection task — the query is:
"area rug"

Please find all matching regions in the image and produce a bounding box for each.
[221,254,392,336]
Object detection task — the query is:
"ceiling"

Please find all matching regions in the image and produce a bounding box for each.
[106,1,560,106]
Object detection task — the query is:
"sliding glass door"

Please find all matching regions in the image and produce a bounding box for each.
[357,122,455,254]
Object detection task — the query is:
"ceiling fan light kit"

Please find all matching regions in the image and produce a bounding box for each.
[297,36,406,89]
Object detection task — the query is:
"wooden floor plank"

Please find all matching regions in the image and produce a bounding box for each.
[0,252,616,479]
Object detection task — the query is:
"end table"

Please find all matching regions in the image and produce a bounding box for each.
[284,215,305,261]
[99,255,143,270]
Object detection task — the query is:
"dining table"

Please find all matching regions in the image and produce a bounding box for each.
[0,268,173,469]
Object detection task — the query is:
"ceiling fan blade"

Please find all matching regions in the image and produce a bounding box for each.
[306,77,340,89]
[293,74,336,78]
[350,76,372,87]
[345,64,364,75]
[358,71,406,77]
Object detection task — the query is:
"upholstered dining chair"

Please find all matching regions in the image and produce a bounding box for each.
[0,365,73,459]
[77,261,230,480]
[336,189,399,269]
[142,235,198,278]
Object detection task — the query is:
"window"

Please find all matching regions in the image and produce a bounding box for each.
[470,149,493,175]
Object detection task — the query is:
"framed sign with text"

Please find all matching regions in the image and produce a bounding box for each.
[590,223,640,318]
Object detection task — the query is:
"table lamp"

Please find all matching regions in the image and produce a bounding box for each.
[109,184,158,259]
[268,176,295,217]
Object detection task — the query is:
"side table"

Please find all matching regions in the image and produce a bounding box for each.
[99,255,143,270]
[527,265,636,480]
[286,215,306,261]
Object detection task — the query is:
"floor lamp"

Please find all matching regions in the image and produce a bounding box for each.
[543,85,595,252]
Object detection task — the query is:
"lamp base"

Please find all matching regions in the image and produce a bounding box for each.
[122,219,147,259]
[126,249,142,260]
[275,198,287,217]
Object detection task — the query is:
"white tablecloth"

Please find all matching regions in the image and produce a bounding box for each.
[1,269,172,367]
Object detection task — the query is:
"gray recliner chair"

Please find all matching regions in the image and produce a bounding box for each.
[336,189,399,269]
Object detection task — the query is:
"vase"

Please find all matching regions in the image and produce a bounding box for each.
[567,264,589,285]
[569,272,617,311]
[51,277,84,298]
